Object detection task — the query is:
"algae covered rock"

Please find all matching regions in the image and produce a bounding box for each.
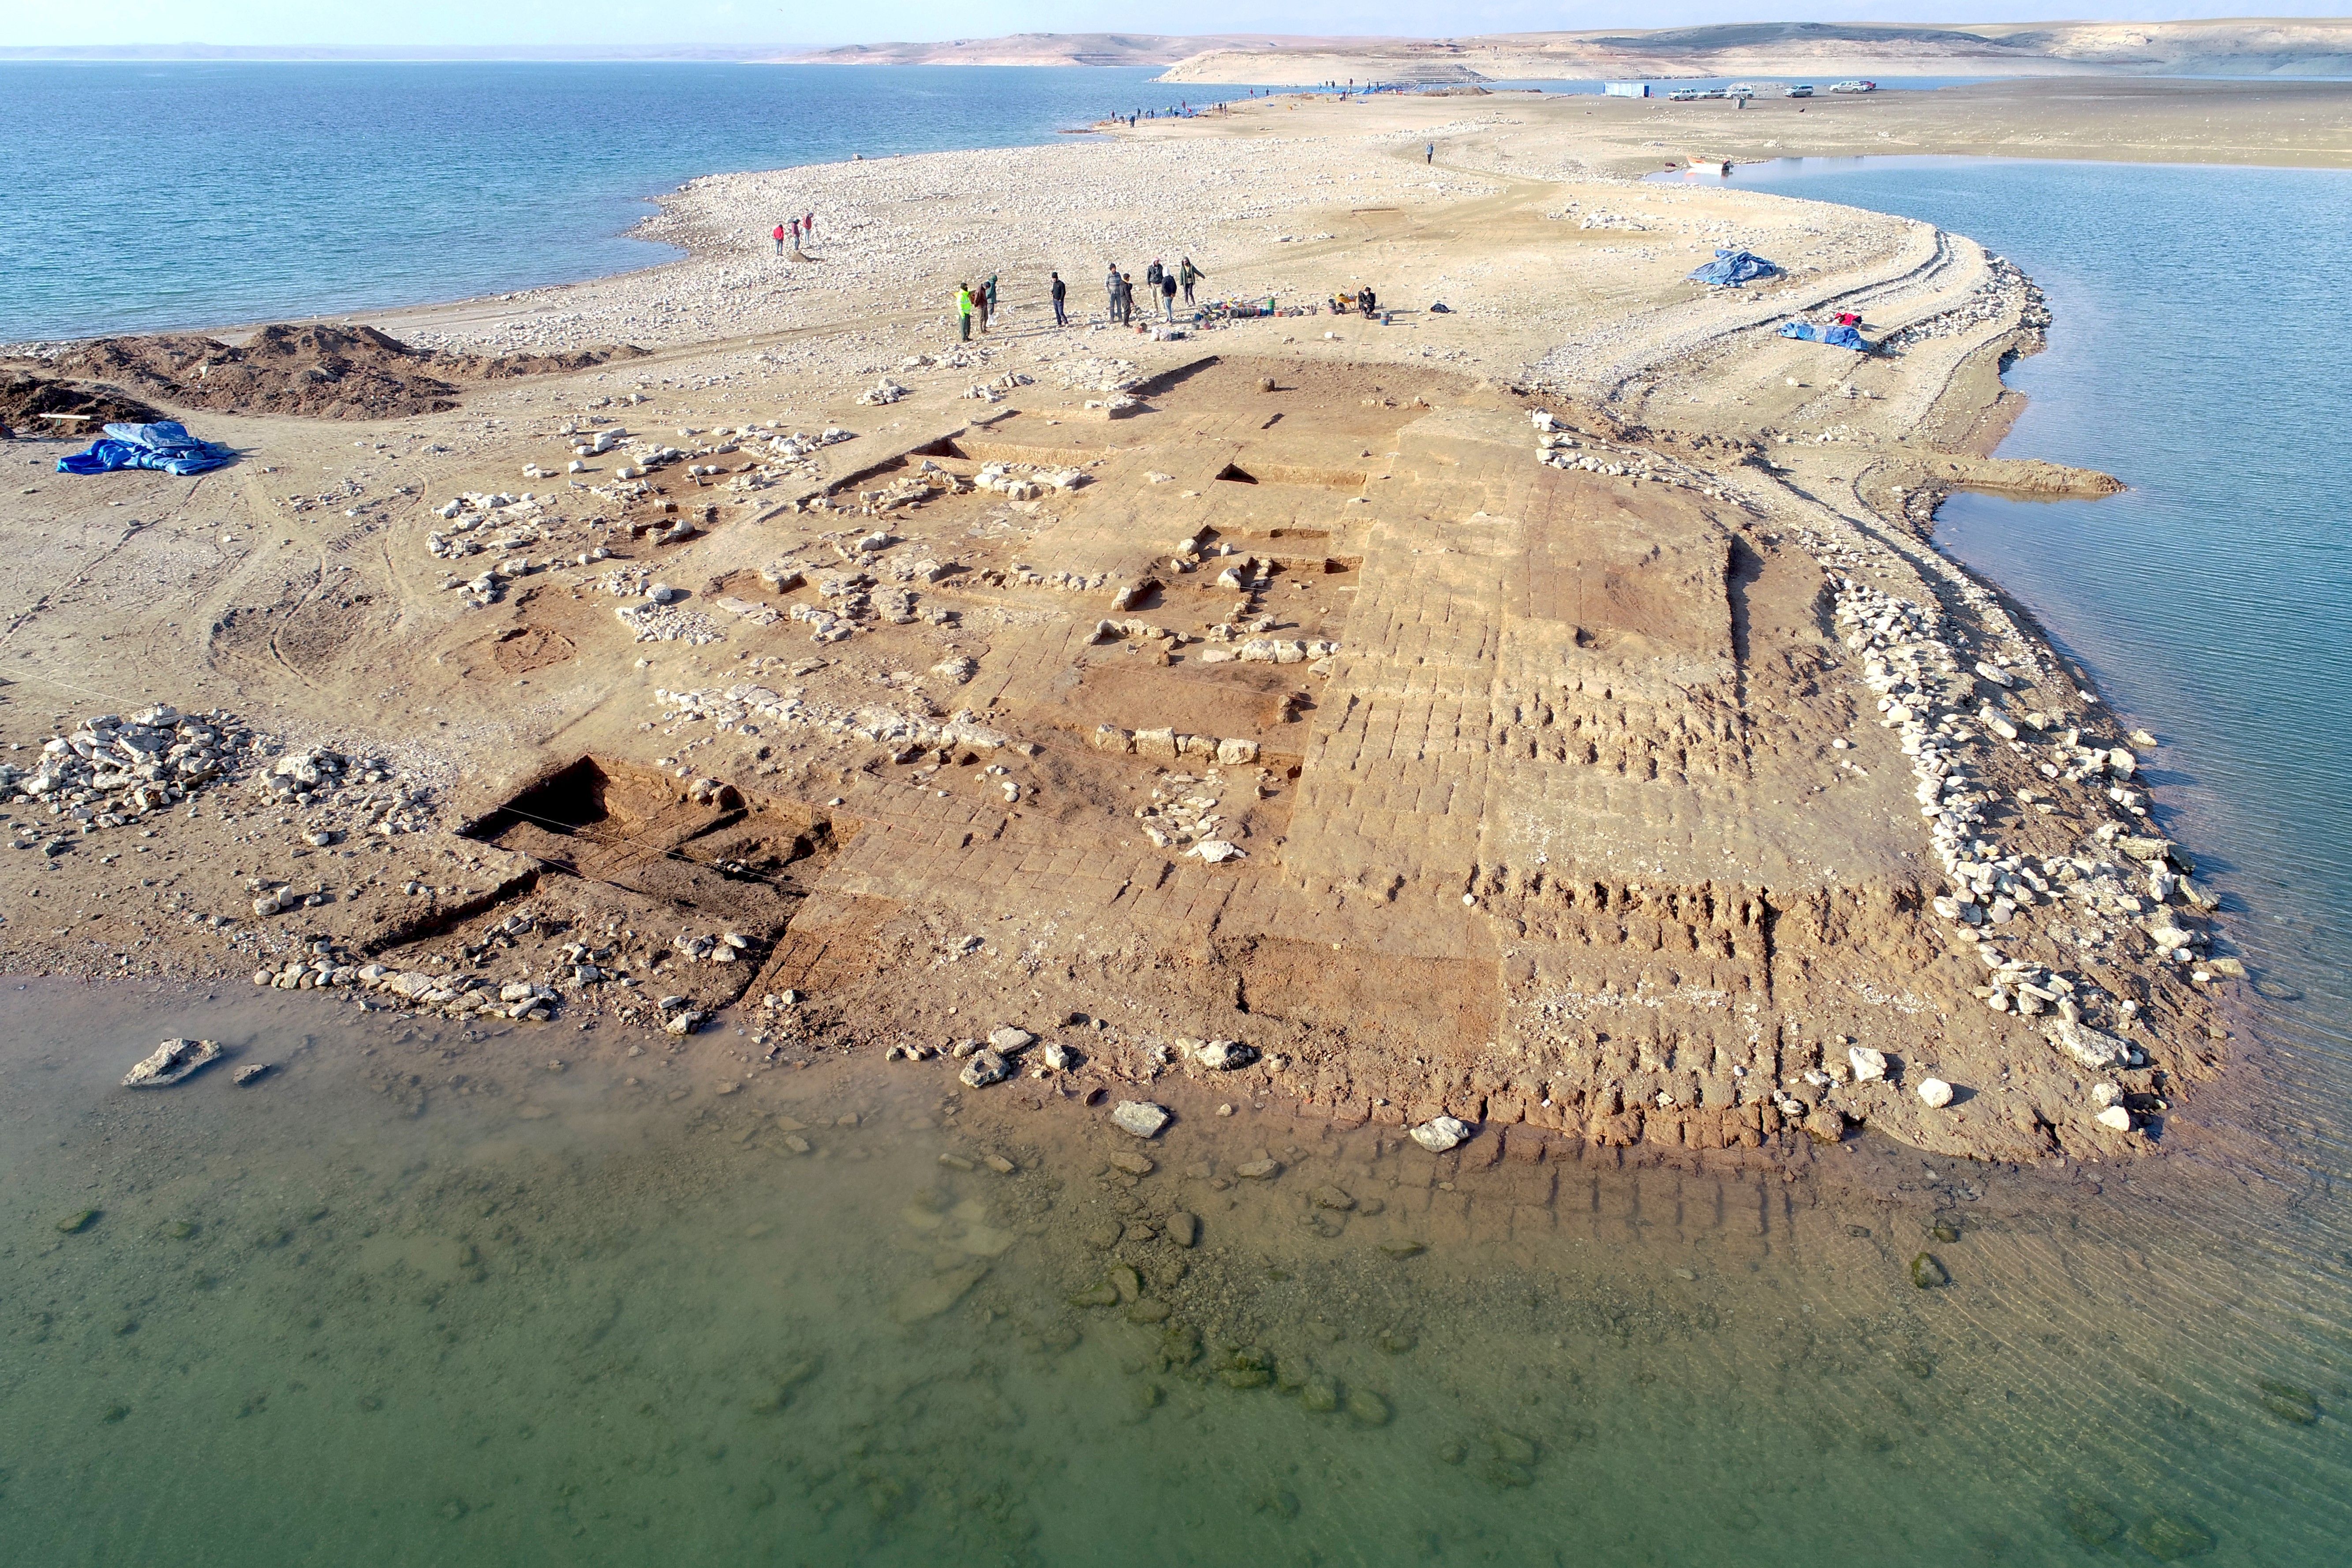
[1908,1252,1950,1289]
[2130,1513,2216,1561]
[2257,1378,2320,1425]
[2063,1497,2123,1547]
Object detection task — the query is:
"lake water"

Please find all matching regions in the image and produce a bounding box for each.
[4,962,2351,1566]
[0,63,1262,344]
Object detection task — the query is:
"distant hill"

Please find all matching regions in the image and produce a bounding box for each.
[769,33,1354,68]
[14,22,2352,79]
[1161,19,2352,83]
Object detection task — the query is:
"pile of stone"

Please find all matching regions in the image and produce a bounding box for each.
[325,962,563,1021]
[972,461,1087,502]
[4,705,255,843]
[653,684,1009,754]
[856,379,910,406]
[673,930,750,963]
[1129,773,1232,849]
[616,603,725,645]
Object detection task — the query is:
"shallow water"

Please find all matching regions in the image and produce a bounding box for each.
[5,979,2350,1564]
[0,63,1262,343]
[1687,157,2352,1168]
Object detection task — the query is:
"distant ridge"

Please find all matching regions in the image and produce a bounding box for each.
[10,21,2352,78]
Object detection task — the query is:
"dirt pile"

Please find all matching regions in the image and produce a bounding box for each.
[37,323,647,420]
[0,370,161,436]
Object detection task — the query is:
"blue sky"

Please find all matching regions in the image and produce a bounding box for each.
[9,3,2340,51]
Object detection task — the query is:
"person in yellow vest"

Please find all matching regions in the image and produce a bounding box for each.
[955,283,974,342]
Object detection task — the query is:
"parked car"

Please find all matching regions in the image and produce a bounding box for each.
[1667,87,1706,102]
[1784,83,1815,98]
[1829,79,1878,94]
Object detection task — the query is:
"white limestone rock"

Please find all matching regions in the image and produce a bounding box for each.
[1847,1046,1888,1083]
[1112,1100,1171,1138]
[1410,1115,1473,1153]
[1916,1077,1955,1109]
[2047,1018,2132,1070]
[123,1037,221,1088]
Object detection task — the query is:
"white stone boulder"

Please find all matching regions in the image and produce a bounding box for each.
[1916,1077,1954,1109]
[1410,1115,1473,1153]
[122,1037,221,1088]
[1847,1046,1888,1083]
[1112,1100,1171,1138]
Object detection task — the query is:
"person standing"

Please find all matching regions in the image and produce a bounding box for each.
[1146,258,1163,294]
[1050,270,1067,327]
[1179,256,1204,304]
[1425,142,1434,164]
[773,223,787,254]
[1159,269,1178,322]
[985,273,999,332]
[1104,261,1121,322]
[955,282,974,342]
[802,211,815,243]
[1119,271,1135,325]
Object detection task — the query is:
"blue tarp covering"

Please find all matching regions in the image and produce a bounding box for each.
[1778,320,1870,352]
[58,421,236,477]
[1686,248,1780,286]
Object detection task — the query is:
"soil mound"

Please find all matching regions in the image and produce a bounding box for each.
[0,370,162,437]
[36,324,648,421]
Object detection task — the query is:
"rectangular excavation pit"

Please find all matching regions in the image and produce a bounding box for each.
[1215,462,1368,490]
[461,756,828,928]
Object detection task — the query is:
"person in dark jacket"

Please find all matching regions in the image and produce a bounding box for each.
[1159,269,1178,322]
[1051,271,1067,326]
[1146,259,1163,291]
[1178,256,1204,303]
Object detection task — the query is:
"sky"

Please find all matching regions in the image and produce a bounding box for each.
[7,2,2344,52]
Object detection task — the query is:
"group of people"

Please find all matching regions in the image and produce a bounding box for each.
[1103,257,1206,325]
[953,274,1000,341]
[770,211,816,254]
[953,257,1208,339]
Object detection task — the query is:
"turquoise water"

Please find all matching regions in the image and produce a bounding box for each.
[5,978,2352,1564]
[1704,157,2352,1160]
[0,63,1260,343]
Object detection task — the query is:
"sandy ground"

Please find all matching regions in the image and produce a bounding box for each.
[0,81,2281,1168]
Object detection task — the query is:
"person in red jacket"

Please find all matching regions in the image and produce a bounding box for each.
[772,223,786,255]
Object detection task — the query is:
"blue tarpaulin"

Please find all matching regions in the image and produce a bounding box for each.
[1686,248,1780,286]
[1777,320,1870,352]
[58,421,237,477]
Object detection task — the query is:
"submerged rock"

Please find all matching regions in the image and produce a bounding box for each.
[2064,1498,2124,1547]
[1409,1116,1473,1153]
[1908,1252,1951,1289]
[958,1050,1011,1089]
[890,1262,987,1324]
[2129,1514,2217,1561]
[2257,1378,2320,1425]
[122,1038,221,1089]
